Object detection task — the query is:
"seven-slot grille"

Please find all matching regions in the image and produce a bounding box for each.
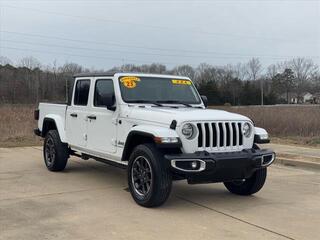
[196,122,243,151]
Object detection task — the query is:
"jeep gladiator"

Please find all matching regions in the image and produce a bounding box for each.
[34,72,275,207]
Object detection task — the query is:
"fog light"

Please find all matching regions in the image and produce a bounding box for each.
[191,161,198,169]
[171,159,206,172]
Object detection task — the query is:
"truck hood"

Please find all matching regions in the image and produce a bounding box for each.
[126,106,251,126]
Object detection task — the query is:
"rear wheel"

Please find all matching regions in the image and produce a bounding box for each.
[43,130,69,171]
[128,144,172,207]
[224,168,267,195]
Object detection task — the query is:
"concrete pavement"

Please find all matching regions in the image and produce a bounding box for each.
[266,143,320,160]
[265,143,320,170]
[1,147,319,240]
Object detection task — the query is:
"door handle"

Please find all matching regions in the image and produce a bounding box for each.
[87,115,97,120]
[70,113,77,117]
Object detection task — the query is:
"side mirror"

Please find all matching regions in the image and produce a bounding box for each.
[100,94,116,111]
[201,95,208,108]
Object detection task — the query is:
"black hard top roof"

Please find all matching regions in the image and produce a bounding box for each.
[73,72,181,78]
[73,71,117,78]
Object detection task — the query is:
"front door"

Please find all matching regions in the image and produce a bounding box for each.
[66,79,91,148]
[86,78,117,154]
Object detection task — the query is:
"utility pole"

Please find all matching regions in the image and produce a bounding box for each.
[65,77,68,103]
[261,78,264,106]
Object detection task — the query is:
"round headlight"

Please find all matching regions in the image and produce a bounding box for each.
[242,122,252,138]
[182,123,194,139]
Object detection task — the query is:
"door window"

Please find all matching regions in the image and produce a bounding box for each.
[74,80,90,106]
[94,79,115,107]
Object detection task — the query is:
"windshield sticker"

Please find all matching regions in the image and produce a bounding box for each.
[120,76,140,89]
[172,79,191,85]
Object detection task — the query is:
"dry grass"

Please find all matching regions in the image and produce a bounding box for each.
[270,136,320,148]
[0,104,41,147]
[0,104,319,147]
[214,105,320,147]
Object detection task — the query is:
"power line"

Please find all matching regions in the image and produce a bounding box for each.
[0,46,177,65]
[3,0,318,2]
[2,4,316,43]
[2,31,318,59]
[1,30,205,54]
[2,39,313,60]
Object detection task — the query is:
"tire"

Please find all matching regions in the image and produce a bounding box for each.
[128,143,172,207]
[224,168,267,195]
[43,130,69,171]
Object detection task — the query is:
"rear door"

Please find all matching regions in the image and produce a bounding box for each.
[66,78,91,148]
[86,78,117,154]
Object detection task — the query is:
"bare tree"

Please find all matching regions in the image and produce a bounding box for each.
[220,66,242,105]
[311,70,320,92]
[196,63,218,85]
[19,56,41,102]
[246,58,262,81]
[59,62,83,75]
[277,68,296,104]
[58,62,83,102]
[1,55,320,106]
[172,65,196,81]
[231,63,247,81]
[266,64,278,80]
[289,58,318,96]
[247,58,263,105]
[19,56,41,70]
[0,56,13,65]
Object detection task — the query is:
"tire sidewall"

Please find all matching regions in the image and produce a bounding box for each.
[128,146,156,204]
[224,167,267,195]
[128,144,171,207]
[43,131,57,170]
[43,130,68,171]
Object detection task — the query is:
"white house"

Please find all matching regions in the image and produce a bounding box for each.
[283,92,314,104]
[302,92,313,103]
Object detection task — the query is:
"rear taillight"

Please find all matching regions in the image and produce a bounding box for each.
[34,109,39,120]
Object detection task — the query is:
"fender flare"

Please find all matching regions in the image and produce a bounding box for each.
[121,125,180,161]
[42,114,67,143]
[129,125,180,138]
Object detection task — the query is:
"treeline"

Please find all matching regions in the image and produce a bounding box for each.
[0,56,319,105]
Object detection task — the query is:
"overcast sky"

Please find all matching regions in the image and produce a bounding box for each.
[0,0,319,70]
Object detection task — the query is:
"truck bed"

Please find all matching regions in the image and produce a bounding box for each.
[38,103,68,131]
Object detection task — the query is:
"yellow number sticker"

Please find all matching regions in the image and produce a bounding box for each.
[120,76,140,89]
[172,79,192,85]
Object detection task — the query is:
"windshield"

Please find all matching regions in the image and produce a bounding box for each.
[118,76,201,104]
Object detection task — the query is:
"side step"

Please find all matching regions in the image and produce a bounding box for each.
[82,153,127,170]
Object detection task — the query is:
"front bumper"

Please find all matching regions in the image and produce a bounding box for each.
[165,148,275,184]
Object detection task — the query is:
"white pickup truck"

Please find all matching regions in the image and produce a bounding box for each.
[34,72,275,207]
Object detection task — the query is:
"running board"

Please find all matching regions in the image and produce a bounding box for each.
[82,154,127,170]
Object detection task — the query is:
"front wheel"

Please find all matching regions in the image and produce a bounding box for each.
[128,144,172,207]
[223,168,267,195]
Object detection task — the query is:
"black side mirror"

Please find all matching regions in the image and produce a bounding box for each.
[100,94,116,111]
[201,95,208,108]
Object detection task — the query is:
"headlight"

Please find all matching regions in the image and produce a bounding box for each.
[242,122,252,138]
[182,123,195,139]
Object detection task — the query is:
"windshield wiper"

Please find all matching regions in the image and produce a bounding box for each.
[156,100,193,107]
[128,100,163,107]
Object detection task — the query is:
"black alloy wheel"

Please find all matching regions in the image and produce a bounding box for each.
[131,156,153,197]
[44,136,56,168]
